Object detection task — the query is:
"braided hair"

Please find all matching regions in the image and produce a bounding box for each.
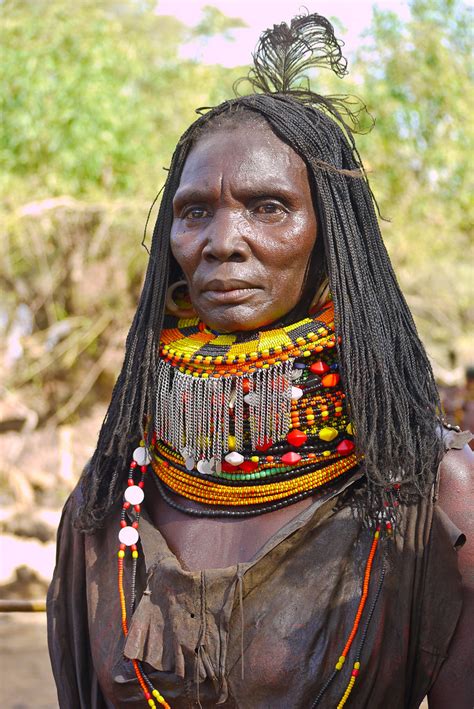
[76,13,443,532]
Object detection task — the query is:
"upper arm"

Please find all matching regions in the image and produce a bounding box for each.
[428,444,474,708]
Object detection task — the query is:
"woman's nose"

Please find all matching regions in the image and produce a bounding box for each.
[201,209,249,263]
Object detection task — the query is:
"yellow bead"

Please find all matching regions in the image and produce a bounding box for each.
[335,406,343,413]
[228,435,236,451]
[132,550,139,559]
[375,530,380,539]
[354,661,360,669]
[336,662,343,670]
[346,422,353,435]
[303,350,311,357]
[148,700,156,708]
[319,426,338,441]
[118,550,125,559]
[250,456,259,463]
[323,450,331,457]
[339,655,346,664]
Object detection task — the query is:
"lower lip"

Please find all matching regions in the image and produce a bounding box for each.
[203,288,260,304]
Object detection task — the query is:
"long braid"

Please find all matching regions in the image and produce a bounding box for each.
[75,17,443,532]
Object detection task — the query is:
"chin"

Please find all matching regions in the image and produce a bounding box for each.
[199,305,289,333]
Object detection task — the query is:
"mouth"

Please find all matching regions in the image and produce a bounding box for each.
[201,279,262,305]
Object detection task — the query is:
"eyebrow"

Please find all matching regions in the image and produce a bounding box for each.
[173,184,300,207]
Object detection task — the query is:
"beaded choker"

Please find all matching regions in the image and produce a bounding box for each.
[150,302,359,515]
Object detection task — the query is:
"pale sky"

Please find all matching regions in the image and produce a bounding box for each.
[155,0,412,66]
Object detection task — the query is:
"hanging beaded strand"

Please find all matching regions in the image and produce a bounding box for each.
[311,516,394,708]
[117,444,171,709]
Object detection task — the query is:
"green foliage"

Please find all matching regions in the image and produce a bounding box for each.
[1,0,245,197]
[353,0,473,366]
[1,0,472,424]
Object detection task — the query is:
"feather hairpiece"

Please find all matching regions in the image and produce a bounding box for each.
[247,13,347,94]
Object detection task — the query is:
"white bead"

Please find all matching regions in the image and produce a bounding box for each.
[291,386,303,400]
[184,456,195,471]
[197,459,212,475]
[224,452,244,466]
[118,526,139,546]
[124,485,144,505]
[133,447,151,466]
[244,393,259,406]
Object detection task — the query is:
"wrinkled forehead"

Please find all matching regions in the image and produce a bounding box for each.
[177,121,311,196]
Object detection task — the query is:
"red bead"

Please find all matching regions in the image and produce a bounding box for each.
[134,504,141,513]
[123,501,131,509]
[256,439,273,451]
[337,439,355,455]
[120,520,127,528]
[352,669,359,677]
[127,479,134,486]
[138,481,144,488]
[131,544,137,551]
[242,379,250,394]
[221,461,236,473]
[240,460,259,473]
[321,373,340,387]
[310,360,330,375]
[140,465,148,473]
[281,451,302,465]
[132,521,139,529]
[286,429,308,447]
[130,461,138,468]
[120,543,126,551]
[386,521,392,529]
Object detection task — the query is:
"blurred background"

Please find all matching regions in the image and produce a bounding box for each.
[1,0,473,705]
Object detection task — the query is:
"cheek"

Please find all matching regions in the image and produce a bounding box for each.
[261,221,317,282]
[170,230,198,273]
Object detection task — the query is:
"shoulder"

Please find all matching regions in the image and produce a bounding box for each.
[436,434,473,586]
[437,436,474,527]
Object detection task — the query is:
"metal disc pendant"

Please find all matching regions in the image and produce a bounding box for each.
[291,386,303,401]
[197,459,213,475]
[184,456,195,471]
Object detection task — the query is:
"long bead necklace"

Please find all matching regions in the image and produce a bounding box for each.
[117,442,396,708]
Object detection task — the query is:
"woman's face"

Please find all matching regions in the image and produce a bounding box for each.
[170,122,317,332]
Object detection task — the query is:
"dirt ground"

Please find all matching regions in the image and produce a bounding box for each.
[0,613,57,708]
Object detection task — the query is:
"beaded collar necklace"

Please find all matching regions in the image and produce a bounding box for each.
[149,301,359,516]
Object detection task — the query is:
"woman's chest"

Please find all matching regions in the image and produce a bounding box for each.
[146,484,316,570]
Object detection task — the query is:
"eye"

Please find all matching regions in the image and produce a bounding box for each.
[253,201,287,217]
[182,206,210,220]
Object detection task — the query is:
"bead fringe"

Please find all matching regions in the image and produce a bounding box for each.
[155,359,294,463]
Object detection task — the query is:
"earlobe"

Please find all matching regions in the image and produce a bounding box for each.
[309,278,331,314]
[165,280,197,318]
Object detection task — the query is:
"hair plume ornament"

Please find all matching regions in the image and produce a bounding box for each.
[234,12,373,138]
[248,13,347,93]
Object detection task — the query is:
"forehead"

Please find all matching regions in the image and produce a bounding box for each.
[178,123,309,190]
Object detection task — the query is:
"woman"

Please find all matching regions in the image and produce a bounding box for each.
[47,14,473,708]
